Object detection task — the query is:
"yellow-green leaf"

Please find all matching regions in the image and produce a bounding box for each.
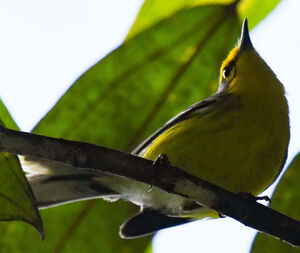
[0,100,19,131]
[127,0,281,39]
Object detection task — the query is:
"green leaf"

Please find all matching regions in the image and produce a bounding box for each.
[237,0,281,29]
[0,153,43,237]
[126,0,233,39]
[0,100,19,130]
[0,101,43,238]
[0,153,43,235]
[250,154,300,252]
[144,243,153,253]
[0,1,282,252]
[127,0,281,39]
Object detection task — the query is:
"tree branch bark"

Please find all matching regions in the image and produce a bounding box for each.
[0,126,299,247]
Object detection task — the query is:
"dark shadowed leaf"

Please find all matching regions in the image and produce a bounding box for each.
[0,103,43,238]
[0,153,43,237]
[0,0,282,252]
[251,154,300,252]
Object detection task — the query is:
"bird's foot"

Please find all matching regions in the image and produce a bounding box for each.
[153,153,170,167]
[148,154,170,192]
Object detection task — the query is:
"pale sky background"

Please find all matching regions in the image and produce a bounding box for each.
[0,0,299,252]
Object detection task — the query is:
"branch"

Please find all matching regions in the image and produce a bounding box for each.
[0,126,299,247]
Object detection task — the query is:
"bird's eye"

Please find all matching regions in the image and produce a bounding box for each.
[221,62,236,85]
[223,66,232,79]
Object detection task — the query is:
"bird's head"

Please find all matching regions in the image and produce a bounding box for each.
[218,18,283,98]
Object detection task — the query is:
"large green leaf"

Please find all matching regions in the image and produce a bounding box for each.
[250,154,300,252]
[0,102,43,238]
[0,0,282,252]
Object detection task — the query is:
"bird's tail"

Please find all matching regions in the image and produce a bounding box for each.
[21,156,120,209]
[21,156,197,238]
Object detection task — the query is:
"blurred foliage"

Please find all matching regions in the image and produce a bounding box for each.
[0,103,43,238]
[251,154,300,252]
[0,0,283,252]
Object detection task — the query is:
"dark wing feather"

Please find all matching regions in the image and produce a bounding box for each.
[132,91,227,155]
[119,209,191,239]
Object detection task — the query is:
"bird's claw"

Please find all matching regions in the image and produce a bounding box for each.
[148,154,170,192]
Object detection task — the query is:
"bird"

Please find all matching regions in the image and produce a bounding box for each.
[23,19,290,239]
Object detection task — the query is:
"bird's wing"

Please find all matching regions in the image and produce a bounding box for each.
[132,91,227,155]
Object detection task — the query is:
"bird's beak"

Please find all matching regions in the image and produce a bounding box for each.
[239,18,253,53]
